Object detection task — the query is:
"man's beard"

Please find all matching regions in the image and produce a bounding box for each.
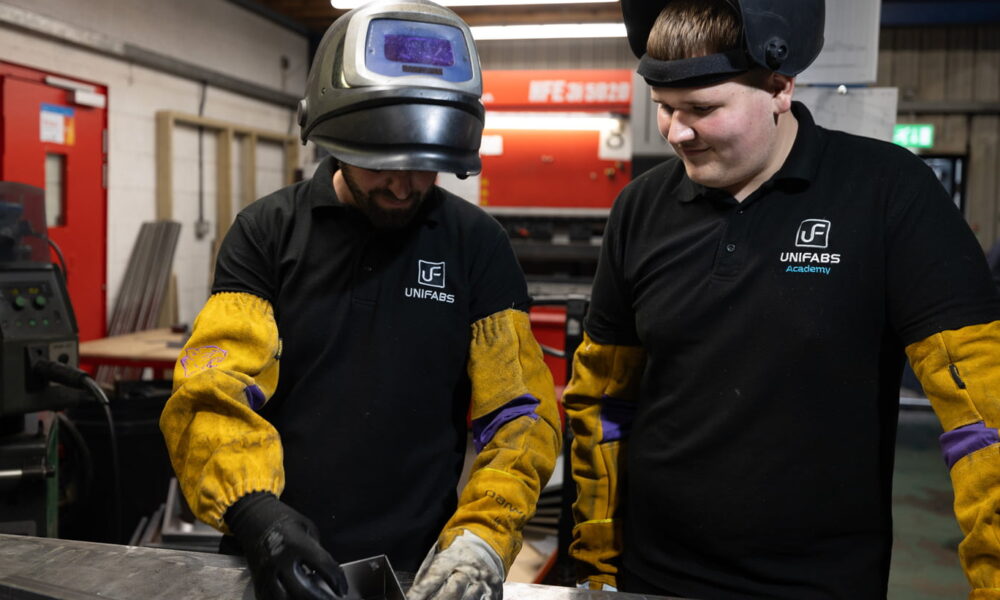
[341,168,427,229]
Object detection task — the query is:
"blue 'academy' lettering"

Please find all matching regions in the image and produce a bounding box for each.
[786,265,831,275]
[404,287,456,304]
[779,251,841,276]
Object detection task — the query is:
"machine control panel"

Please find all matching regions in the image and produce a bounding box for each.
[0,281,68,337]
[0,265,81,416]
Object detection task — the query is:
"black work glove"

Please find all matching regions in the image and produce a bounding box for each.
[225,492,349,600]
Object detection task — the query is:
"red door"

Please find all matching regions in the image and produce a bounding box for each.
[0,62,107,342]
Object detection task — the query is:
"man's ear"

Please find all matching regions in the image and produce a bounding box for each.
[770,73,795,114]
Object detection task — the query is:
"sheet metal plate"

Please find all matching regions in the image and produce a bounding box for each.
[339,555,405,600]
[0,534,684,600]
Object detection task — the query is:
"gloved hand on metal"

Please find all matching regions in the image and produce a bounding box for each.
[407,530,505,600]
[225,492,348,600]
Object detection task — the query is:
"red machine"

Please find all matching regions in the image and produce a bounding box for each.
[480,69,632,210]
[477,70,635,389]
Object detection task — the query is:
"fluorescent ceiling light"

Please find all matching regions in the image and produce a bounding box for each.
[472,22,625,40]
[485,112,622,131]
[331,0,612,7]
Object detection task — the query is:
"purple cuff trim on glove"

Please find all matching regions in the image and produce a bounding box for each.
[245,385,266,411]
[472,394,540,453]
[600,395,635,443]
[940,421,1000,469]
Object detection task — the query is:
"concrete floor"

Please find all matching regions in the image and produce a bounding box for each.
[889,405,968,599]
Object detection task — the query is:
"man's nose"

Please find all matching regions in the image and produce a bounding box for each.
[386,172,413,199]
[666,114,696,146]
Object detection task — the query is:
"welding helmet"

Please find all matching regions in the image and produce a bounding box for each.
[621,0,824,88]
[297,0,484,177]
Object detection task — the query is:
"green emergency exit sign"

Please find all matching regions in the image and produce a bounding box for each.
[893,124,935,149]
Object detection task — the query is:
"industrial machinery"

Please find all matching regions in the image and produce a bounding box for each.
[470,69,637,298]
[0,183,81,415]
[0,182,117,539]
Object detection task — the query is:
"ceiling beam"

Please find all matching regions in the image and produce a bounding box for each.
[454,5,623,26]
[255,1,624,33]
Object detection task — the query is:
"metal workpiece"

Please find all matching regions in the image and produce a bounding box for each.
[340,555,405,600]
[0,534,251,600]
[506,583,682,599]
[0,534,683,600]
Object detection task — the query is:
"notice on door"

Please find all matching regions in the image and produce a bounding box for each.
[39,103,75,146]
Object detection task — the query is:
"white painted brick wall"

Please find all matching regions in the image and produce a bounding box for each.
[0,1,308,329]
[255,140,287,200]
[1,0,308,95]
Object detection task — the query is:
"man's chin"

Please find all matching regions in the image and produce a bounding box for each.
[684,167,716,187]
[368,204,420,229]
[683,164,731,190]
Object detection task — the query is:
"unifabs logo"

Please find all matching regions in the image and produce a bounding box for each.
[417,260,446,288]
[795,219,831,248]
[780,219,841,275]
[405,259,455,303]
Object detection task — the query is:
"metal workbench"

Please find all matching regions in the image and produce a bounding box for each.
[0,534,682,600]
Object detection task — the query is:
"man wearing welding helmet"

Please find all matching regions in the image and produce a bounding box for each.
[564,0,1000,598]
[159,2,560,599]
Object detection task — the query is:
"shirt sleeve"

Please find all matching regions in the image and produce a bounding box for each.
[212,211,277,303]
[468,226,531,322]
[584,198,641,346]
[886,160,1000,344]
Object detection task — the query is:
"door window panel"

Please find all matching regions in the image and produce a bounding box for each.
[44,153,65,227]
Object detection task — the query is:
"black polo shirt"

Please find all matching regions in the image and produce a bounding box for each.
[586,102,1000,599]
[212,158,530,572]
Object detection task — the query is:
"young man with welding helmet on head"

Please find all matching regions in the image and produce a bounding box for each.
[159,2,561,599]
[564,0,1000,598]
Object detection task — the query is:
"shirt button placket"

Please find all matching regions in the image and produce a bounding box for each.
[353,238,381,306]
[714,203,749,277]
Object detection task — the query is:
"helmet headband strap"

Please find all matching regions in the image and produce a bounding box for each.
[638,49,750,87]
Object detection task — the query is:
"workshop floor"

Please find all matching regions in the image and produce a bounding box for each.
[889,405,967,599]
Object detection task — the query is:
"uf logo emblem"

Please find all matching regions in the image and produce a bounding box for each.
[418,260,446,288]
[795,219,831,248]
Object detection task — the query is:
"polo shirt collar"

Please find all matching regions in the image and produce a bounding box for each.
[680,100,824,203]
[775,101,823,186]
[306,157,349,211]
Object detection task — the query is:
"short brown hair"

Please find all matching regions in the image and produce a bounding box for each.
[647,0,743,61]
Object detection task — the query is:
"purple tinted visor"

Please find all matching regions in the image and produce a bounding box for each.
[385,34,454,67]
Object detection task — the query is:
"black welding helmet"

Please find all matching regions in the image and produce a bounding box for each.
[297,0,484,176]
[622,0,825,88]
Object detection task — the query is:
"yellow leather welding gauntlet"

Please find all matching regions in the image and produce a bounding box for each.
[562,332,645,591]
[159,291,285,531]
[906,320,1000,599]
[434,308,562,574]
